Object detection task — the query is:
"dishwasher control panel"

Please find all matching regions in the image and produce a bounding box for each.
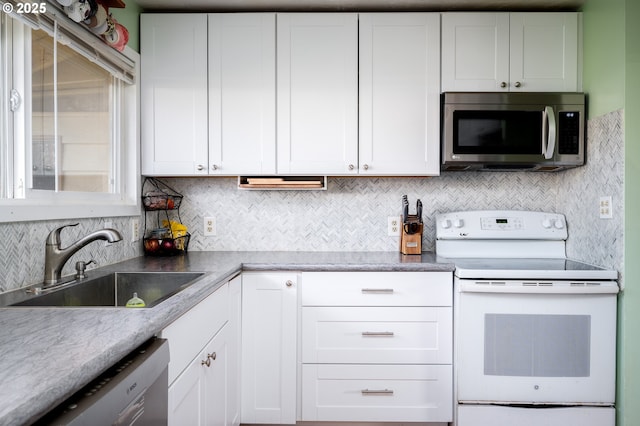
[436,210,567,240]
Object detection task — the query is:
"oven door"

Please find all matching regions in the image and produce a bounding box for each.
[455,278,617,405]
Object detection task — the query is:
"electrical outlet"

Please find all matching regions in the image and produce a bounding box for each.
[599,196,613,219]
[204,216,216,236]
[387,216,401,236]
[131,219,140,242]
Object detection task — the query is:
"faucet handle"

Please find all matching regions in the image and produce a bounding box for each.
[46,223,80,245]
[75,260,96,280]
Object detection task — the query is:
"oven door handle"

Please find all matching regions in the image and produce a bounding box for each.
[542,106,556,159]
[459,281,619,294]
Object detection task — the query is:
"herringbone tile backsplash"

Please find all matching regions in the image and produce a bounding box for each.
[167,173,558,252]
[0,110,624,292]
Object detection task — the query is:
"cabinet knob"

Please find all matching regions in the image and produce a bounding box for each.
[211,164,219,171]
[514,81,522,88]
[286,280,293,287]
[348,164,355,171]
[500,82,508,88]
[362,164,369,171]
[201,352,216,367]
[196,164,206,171]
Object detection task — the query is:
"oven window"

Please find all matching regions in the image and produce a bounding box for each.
[453,111,542,155]
[484,314,590,377]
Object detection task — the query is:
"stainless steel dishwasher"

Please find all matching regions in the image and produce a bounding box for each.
[35,338,169,425]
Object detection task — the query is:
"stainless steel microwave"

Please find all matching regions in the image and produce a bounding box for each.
[441,92,585,171]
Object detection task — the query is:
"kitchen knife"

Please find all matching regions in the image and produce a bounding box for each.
[402,195,409,224]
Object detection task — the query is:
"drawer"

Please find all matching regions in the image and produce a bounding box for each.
[161,283,229,384]
[302,306,452,364]
[301,271,452,306]
[302,364,452,422]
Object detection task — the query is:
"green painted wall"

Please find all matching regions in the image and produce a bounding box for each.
[582,0,625,116]
[110,0,142,52]
[584,0,640,425]
[622,0,640,423]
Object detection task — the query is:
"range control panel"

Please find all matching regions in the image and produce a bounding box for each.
[436,210,567,240]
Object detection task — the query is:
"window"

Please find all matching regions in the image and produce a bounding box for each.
[0,10,139,222]
[31,28,114,193]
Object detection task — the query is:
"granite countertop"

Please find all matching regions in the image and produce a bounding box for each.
[0,251,453,425]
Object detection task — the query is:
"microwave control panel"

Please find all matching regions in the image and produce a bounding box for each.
[558,111,581,155]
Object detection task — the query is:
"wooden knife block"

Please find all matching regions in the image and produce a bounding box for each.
[400,223,423,255]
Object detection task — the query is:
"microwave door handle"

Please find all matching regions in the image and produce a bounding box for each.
[543,106,557,159]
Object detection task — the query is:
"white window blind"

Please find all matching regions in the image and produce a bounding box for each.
[1,0,134,83]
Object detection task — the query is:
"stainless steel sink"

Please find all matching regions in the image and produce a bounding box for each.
[11,272,205,308]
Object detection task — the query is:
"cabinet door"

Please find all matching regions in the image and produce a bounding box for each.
[141,14,208,175]
[276,13,358,175]
[227,276,242,426]
[241,272,298,424]
[169,325,229,426]
[359,13,440,176]
[441,13,510,92]
[208,14,276,175]
[203,326,229,426]
[509,13,580,92]
[168,354,206,425]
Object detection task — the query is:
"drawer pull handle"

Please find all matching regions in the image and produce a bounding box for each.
[361,288,394,294]
[361,389,394,395]
[362,331,394,337]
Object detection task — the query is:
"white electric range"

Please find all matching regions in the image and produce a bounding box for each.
[436,210,618,426]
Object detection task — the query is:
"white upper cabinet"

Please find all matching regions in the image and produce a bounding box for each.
[509,13,580,92]
[359,13,441,176]
[276,14,359,175]
[209,14,276,175]
[441,12,581,92]
[141,13,276,176]
[142,12,582,176]
[141,14,208,175]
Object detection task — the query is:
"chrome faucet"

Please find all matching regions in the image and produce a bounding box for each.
[43,223,123,286]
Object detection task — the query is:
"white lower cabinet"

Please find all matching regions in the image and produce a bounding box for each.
[302,306,452,364]
[302,364,452,422]
[300,271,453,423]
[241,272,298,424]
[168,324,229,425]
[159,269,452,425]
[161,276,241,426]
